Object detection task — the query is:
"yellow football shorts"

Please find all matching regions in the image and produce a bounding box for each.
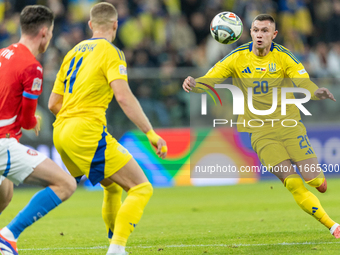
[250,121,316,168]
[53,117,132,185]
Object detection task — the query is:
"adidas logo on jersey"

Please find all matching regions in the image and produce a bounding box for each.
[241,67,251,73]
[305,148,314,155]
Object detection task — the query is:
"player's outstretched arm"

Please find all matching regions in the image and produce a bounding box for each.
[314,88,336,102]
[48,92,64,115]
[110,79,168,159]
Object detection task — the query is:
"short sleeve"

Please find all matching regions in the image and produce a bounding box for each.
[52,52,72,96]
[203,54,235,79]
[284,53,309,80]
[283,51,319,100]
[53,68,65,96]
[193,53,235,92]
[104,44,128,84]
[21,63,43,100]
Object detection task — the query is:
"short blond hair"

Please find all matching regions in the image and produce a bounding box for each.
[90,2,117,27]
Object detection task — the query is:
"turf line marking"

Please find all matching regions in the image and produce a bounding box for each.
[20,241,340,251]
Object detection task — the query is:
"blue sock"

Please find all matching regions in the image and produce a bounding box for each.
[7,187,62,239]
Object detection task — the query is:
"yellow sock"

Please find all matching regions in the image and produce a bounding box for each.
[111,182,153,246]
[284,174,335,229]
[102,182,123,240]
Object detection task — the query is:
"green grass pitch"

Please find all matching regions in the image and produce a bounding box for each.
[2,178,340,254]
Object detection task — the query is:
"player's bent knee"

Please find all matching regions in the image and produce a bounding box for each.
[305,172,326,190]
[284,174,304,193]
[58,176,77,201]
[128,182,153,205]
[66,176,77,195]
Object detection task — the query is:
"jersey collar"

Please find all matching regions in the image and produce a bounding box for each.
[88,37,106,41]
[249,42,274,52]
[250,42,274,60]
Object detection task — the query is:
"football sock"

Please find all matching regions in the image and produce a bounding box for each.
[6,187,62,240]
[284,174,335,228]
[102,182,123,240]
[330,223,340,234]
[111,182,153,247]
[107,244,126,253]
[0,227,15,242]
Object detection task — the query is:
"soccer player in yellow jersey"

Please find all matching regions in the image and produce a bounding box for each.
[183,14,340,238]
[48,3,167,255]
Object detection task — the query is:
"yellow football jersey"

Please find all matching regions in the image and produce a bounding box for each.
[195,42,319,132]
[52,38,127,127]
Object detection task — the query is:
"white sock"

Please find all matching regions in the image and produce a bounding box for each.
[0,227,16,242]
[330,223,339,234]
[108,244,125,253]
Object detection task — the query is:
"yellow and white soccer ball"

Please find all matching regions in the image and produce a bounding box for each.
[210,12,243,44]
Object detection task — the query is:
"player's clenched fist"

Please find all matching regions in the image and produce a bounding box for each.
[146,129,168,159]
[182,76,196,93]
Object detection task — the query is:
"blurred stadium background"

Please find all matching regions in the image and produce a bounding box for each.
[2,0,340,187]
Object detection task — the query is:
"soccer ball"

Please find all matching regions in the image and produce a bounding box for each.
[210,12,243,44]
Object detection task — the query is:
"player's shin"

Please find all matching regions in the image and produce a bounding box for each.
[284,174,335,228]
[102,182,123,241]
[109,182,153,251]
[2,187,62,241]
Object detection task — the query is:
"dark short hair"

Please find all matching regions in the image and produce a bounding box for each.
[253,14,276,29]
[20,5,54,36]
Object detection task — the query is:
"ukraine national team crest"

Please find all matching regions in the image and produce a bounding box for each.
[269,63,276,73]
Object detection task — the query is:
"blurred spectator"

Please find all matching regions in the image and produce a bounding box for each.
[136,84,171,127]
[0,0,4,22]
[307,42,330,78]
[190,12,208,45]
[327,0,340,43]
[13,0,37,13]
[312,0,333,43]
[279,0,312,55]
[68,0,95,22]
[180,0,203,19]
[133,49,155,68]
[0,23,10,48]
[205,36,233,66]
[166,15,196,53]
[328,42,340,80]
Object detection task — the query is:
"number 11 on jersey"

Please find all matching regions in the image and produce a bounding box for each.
[64,56,83,94]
